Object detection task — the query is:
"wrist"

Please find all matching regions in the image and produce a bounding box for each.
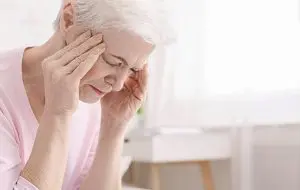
[97,133,125,155]
[42,110,72,122]
[40,111,72,135]
[99,129,126,142]
[100,121,127,139]
[43,105,74,118]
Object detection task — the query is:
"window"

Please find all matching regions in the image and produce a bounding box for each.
[147,0,300,128]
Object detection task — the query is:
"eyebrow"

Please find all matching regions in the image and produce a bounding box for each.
[111,54,129,66]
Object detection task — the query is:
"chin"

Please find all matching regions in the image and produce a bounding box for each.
[79,85,103,104]
[79,90,102,104]
[79,96,101,104]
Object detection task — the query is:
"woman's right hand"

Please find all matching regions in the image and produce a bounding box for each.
[20,31,105,190]
[42,31,105,116]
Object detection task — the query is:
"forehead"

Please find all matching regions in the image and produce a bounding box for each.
[100,29,154,67]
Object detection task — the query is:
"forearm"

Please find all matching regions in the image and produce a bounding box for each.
[21,113,71,190]
[80,125,125,190]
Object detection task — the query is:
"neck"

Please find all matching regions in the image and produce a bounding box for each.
[23,31,66,75]
[22,30,66,109]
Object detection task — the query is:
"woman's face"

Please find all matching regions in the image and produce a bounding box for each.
[77,29,154,103]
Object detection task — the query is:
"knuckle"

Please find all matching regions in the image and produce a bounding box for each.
[73,47,83,56]
[56,51,64,58]
[62,45,72,52]
[42,57,50,63]
[76,54,86,63]
[63,51,72,60]
[71,57,80,65]
[69,56,83,67]
[82,32,91,41]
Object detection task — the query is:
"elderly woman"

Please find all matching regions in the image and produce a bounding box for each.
[0,0,170,189]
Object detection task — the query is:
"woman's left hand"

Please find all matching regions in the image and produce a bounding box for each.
[100,64,148,137]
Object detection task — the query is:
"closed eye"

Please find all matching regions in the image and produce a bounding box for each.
[103,53,140,74]
[130,68,139,73]
[102,54,122,67]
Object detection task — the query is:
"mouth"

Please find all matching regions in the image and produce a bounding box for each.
[89,85,105,96]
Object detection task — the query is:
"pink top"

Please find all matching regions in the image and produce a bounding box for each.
[0,48,101,190]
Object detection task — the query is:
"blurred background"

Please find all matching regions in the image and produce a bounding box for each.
[1,0,300,190]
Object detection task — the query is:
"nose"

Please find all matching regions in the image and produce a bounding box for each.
[106,69,129,91]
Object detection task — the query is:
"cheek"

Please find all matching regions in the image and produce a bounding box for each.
[82,59,112,81]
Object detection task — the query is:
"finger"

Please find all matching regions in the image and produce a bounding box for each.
[123,83,131,92]
[123,77,143,101]
[62,51,90,74]
[128,76,139,83]
[45,30,91,62]
[63,42,105,74]
[58,33,103,66]
[141,64,149,87]
[123,78,135,93]
[124,76,138,89]
[132,90,143,101]
[70,44,106,80]
[123,64,148,99]
[136,64,149,95]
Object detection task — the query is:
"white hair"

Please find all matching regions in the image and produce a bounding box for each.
[53,0,175,45]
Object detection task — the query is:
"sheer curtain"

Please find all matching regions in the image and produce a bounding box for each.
[0,0,60,51]
[146,0,300,128]
[146,0,300,189]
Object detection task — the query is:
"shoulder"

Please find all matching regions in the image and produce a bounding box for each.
[0,47,24,72]
[0,47,24,62]
[0,46,27,132]
[0,48,25,99]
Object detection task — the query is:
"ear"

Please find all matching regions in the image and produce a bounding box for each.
[59,2,75,37]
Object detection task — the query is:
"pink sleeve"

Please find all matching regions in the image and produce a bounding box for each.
[72,133,99,189]
[0,112,39,190]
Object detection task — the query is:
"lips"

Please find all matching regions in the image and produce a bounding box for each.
[89,85,104,96]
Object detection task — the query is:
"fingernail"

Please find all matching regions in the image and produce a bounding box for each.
[84,30,91,37]
[95,33,103,40]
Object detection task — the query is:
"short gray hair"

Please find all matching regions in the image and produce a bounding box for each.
[53,0,175,45]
